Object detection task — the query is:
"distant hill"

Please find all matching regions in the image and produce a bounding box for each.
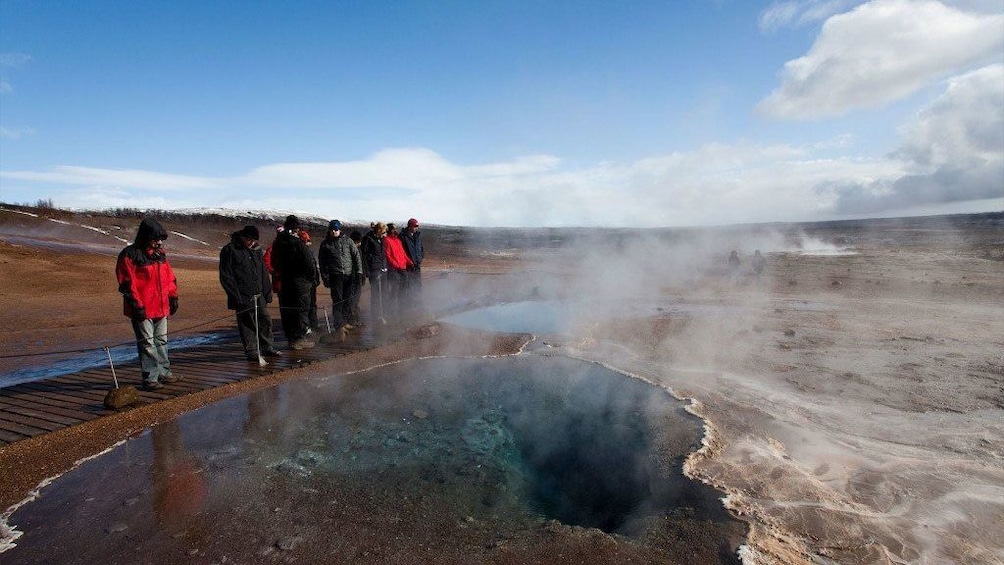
[1,203,1001,261]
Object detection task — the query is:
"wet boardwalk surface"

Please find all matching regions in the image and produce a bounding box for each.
[0,329,378,447]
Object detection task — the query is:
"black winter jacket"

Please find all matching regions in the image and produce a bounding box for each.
[361,231,387,274]
[270,231,316,290]
[219,232,272,310]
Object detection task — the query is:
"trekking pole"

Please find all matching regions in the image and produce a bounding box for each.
[252,294,266,366]
[377,271,386,324]
[105,346,119,389]
[323,306,331,334]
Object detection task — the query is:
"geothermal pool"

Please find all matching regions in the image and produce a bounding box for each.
[3,355,744,563]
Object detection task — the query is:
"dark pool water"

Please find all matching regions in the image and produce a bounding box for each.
[2,355,744,564]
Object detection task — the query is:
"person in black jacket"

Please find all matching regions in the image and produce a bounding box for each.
[360,222,388,324]
[400,218,425,308]
[219,225,280,362]
[269,215,317,350]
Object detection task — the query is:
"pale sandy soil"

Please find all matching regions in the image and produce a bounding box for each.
[1,208,1002,564]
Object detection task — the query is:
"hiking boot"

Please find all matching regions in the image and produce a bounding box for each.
[143,380,163,391]
[161,373,181,384]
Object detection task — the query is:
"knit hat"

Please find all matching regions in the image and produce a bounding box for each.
[283,215,300,231]
[328,219,342,231]
[407,218,419,228]
[240,225,260,240]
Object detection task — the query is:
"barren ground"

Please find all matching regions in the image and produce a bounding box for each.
[1,208,1002,564]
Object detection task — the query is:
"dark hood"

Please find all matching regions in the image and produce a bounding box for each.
[134,217,169,245]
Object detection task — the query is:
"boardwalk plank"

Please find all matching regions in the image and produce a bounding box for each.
[0,331,384,446]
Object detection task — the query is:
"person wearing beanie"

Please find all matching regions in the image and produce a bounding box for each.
[115,217,180,390]
[298,228,321,332]
[318,219,363,334]
[219,225,280,363]
[401,217,425,305]
[270,217,317,350]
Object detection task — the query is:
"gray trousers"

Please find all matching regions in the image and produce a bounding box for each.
[132,316,170,383]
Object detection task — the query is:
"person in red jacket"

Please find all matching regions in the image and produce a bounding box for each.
[382,223,413,320]
[116,217,180,390]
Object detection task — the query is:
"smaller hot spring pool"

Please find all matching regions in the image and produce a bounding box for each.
[3,355,746,564]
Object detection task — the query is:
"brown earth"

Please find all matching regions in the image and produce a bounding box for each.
[1,207,1002,564]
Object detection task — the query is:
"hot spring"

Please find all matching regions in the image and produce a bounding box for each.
[3,355,745,563]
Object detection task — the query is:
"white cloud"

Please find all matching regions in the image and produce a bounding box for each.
[0,53,31,68]
[759,0,859,32]
[1,166,219,191]
[5,144,895,226]
[823,63,1004,214]
[759,0,1004,119]
[0,52,31,95]
[0,126,34,139]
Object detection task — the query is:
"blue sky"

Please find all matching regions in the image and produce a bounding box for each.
[1,0,1001,227]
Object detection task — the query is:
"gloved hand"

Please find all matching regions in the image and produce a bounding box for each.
[131,307,147,322]
[169,297,179,316]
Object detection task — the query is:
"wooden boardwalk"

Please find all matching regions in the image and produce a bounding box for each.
[0,329,378,447]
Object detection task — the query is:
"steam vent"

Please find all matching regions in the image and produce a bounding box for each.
[5,355,746,563]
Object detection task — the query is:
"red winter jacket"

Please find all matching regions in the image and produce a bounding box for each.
[116,219,179,319]
[383,233,414,271]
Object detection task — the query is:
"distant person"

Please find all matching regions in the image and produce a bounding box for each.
[115,217,180,390]
[361,222,388,324]
[401,218,425,303]
[299,228,321,333]
[219,225,280,363]
[383,223,414,319]
[347,230,365,327]
[728,250,741,285]
[318,219,363,334]
[270,215,316,350]
[752,249,767,285]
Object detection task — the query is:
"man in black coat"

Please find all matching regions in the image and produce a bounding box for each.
[219,225,280,362]
[269,215,317,349]
[400,218,425,305]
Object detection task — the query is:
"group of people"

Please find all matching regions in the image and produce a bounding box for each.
[115,215,425,390]
[727,249,767,285]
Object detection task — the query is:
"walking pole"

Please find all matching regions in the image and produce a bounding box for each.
[252,294,266,366]
[323,305,332,334]
[377,271,386,324]
[105,346,119,389]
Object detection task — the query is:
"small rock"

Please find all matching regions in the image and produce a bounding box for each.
[783,329,796,337]
[411,324,440,339]
[104,385,139,409]
[276,536,304,551]
[106,522,128,533]
[412,409,429,419]
[831,280,842,287]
